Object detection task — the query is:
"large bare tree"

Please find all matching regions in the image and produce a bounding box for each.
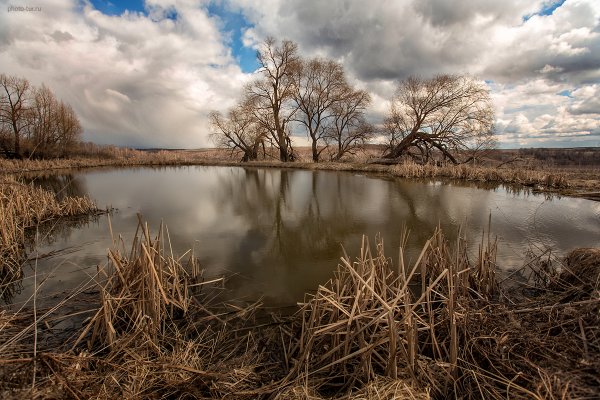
[209,103,265,162]
[0,74,31,157]
[292,58,347,162]
[383,75,494,164]
[246,38,300,162]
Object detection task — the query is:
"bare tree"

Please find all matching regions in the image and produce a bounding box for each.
[383,75,494,164]
[26,85,82,158]
[0,75,82,159]
[292,58,347,162]
[0,74,31,158]
[246,38,300,162]
[326,87,372,161]
[27,84,57,157]
[462,129,498,164]
[209,103,265,162]
[54,101,82,156]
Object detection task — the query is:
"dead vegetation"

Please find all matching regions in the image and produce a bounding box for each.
[0,176,100,302]
[2,146,598,197]
[0,216,598,399]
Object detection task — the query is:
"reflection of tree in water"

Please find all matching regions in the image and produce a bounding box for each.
[21,173,88,201]
[24,214,102,251]
[214,168,377,272]
[1,213,102,306]
[216,168,501,272]
[379,177,499,265]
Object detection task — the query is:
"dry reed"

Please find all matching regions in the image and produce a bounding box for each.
[0,218,598,399]
[272,228,599,399]
[2,217,283,399]
[275,229,499,398]
[0,177,100,302]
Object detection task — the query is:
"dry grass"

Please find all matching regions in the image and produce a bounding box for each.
[389,160,570,188]
[0,217,598,399]
[0,149,229,174]
[0,176,100,302]
[277,229,499,398]
[3,147,598,197]
[0,217,286,399]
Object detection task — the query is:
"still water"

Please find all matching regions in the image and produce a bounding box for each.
[11,166,600,308]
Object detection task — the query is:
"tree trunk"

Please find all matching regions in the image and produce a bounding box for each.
[12,120,20,157]
[311,135,319,162]
[279,137,289,162]
[429,141,458,164]
[384,128,420,159]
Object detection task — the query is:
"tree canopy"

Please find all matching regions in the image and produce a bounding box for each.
[383,75,495,164]
[210,42,496,164]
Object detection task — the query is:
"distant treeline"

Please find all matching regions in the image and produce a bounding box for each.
[489,148,600,167]
[0,73,82,159]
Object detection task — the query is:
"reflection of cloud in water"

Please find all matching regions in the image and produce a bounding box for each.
[14,166,600,308]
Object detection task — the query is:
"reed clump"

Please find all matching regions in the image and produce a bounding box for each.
[273,229,599,399]
[77,219,195,348]
[0,218,598,399]
[276,229,498,398]
[4,218,282,399]
[0,177,99,301]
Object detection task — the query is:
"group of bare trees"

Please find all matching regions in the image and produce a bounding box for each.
[210,38,373,162]
[0,73,82,159]
[211,38,496,165]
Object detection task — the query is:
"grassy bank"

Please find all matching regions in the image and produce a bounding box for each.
[0,176,102,301]
[0,219,598,399]
[1,149,598,199]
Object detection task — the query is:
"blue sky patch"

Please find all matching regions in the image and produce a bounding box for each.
[89,0,146,16]
[557,89,572,97]
[206,3,259,73]
[89,0,259,72]
[523,0,566,21]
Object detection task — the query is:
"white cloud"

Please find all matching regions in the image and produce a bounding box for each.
[231,0,600,147]
[0,0,598,148]
[0,0,248,147]
[491,80,600,146]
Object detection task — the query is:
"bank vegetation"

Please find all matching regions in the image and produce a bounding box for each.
[0,217,598,399]
[0,176,101,302]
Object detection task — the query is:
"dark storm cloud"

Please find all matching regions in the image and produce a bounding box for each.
[235,0,541,81]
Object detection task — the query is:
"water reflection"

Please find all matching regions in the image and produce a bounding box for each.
[21,173,88,201]
[10,166,600,308]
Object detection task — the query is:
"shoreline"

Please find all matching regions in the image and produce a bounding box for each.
[2,156,599,201]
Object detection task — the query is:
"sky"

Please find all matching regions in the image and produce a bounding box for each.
[0,0,598,149]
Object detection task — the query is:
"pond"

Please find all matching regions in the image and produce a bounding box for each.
[9,166,600,308]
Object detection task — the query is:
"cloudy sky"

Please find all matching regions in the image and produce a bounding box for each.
[1,0,598,148]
